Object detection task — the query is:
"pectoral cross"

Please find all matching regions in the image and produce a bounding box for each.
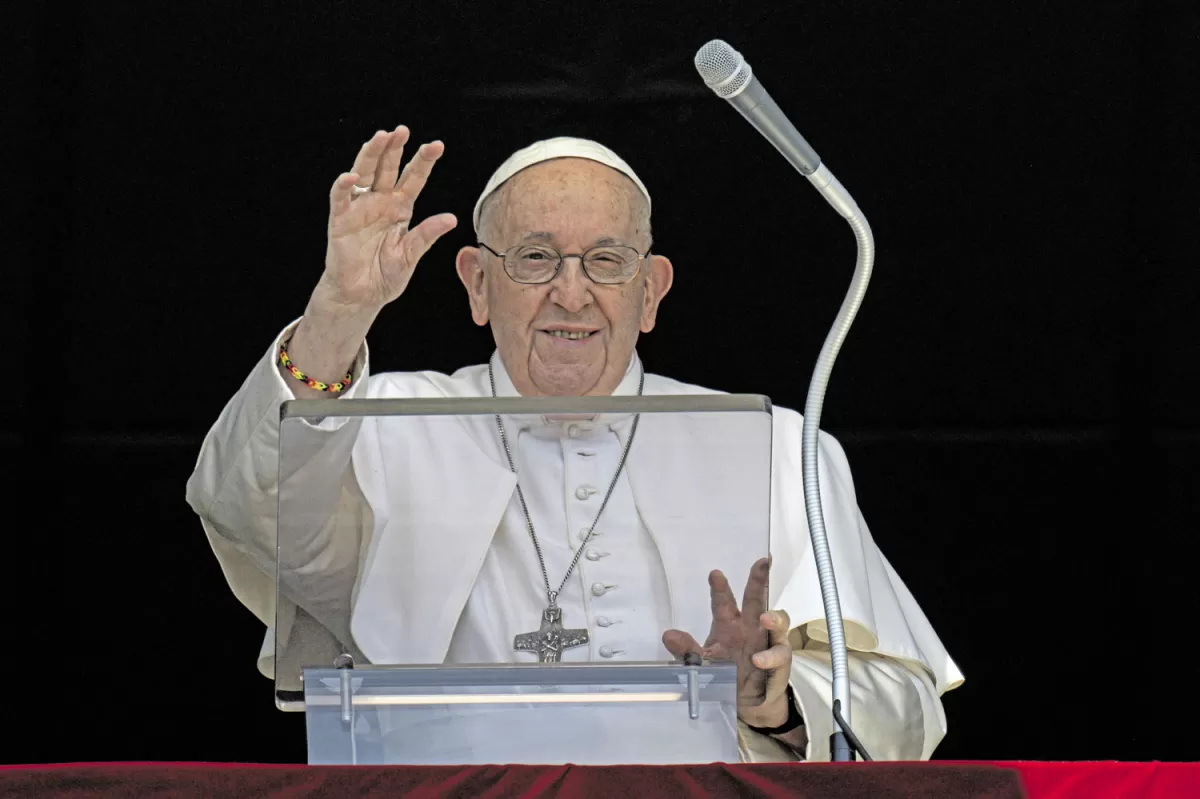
[514,606,589,663]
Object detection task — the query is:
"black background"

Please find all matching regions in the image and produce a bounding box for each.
[13,0,1198,765]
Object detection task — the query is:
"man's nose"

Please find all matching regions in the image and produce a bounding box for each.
[549,256,594,312]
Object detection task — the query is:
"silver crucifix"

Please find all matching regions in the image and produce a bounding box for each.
[514,606,589,662]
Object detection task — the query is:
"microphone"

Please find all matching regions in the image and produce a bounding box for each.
[694,40,859,219]
[695,39,875,764]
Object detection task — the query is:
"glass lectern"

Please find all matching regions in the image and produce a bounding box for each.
[276,394,772,764]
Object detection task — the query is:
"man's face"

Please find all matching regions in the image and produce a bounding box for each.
[457,158,673,396]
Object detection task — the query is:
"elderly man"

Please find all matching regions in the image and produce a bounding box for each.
[186,125,962,763]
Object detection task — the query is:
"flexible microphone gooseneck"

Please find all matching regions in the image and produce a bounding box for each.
[695,39,875,763]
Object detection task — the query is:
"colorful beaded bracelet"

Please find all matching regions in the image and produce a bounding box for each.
[279,341,354,393]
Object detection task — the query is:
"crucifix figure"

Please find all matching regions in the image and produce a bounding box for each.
[514,605,589,663]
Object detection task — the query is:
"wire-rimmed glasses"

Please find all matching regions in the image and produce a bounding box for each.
[478,242,649,285]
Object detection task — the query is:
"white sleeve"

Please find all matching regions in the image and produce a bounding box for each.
[738,649,945,762]
[185,319,372,682]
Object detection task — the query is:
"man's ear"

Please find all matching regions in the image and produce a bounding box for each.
[456,246,490,326]
[639,254,674,333]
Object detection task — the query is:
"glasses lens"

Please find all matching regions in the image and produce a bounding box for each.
[584,247,640,284]
[506,245,561,283]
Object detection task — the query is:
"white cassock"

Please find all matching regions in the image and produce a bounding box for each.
[186,321,964,763]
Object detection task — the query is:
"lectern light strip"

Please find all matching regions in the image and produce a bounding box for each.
[306,691,687,707]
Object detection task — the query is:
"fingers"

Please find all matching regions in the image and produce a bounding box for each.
[753,610,792,667]
[388,212,458,266]
[753,639,793,703]
[340,128,443,214]
[350,130,392,191]
[708,569,740,623]
[395,140,446,202]
[751,641,793,672]
[373,125,411,191]
[740,557,771,623]
[761,609,791,648]
[329,172,364,217]
[662,629,705,660]
[752,609,793,705]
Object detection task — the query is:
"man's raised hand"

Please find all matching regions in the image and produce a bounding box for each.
[322,126,458,311]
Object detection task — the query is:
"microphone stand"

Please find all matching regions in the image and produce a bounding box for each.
[693,40,876,762]
[800,163,875,762]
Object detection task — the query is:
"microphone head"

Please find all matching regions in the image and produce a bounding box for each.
[694,39,753,98]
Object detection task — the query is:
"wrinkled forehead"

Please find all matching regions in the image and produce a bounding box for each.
[485,158,649,238]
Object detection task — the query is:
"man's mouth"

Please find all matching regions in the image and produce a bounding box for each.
[544,330,597,340]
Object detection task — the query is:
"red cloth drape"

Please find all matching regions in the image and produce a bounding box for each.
[0,761,1195,798]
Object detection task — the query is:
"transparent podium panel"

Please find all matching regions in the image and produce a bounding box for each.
[276,394,773,764]
[303,663,738,764]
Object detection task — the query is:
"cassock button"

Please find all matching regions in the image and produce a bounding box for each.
[595,616,614,627]
[567,424,582,438]
[591,582,615,597]
[575,486,597,500]
[578,527,596,541]
[585,548,602,561]
[599,646,619,658]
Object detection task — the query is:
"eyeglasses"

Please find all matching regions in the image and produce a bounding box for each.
[477,241,650,285]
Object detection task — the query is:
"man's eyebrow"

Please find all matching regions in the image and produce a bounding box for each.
[518,232,628,247]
